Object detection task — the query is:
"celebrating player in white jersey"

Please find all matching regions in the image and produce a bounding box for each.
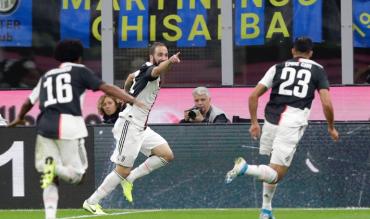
[225,37,339,219]
[8,39,141,219]
[83,42,180,215]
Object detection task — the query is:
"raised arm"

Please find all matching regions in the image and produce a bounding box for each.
[319,89,339,141]
[124,73,135,93]
[151,52,181,77]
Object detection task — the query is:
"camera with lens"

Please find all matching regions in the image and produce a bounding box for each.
[187,107,200,120]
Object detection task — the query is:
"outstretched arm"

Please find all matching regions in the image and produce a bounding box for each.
[99,83,145,109]
[319,89,339,141]
[248,83,268,140]
[151,52,181,77]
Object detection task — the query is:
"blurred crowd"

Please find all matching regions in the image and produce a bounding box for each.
[0,57,40,89]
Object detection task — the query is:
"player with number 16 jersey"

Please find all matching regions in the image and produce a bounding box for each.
[31,62,102,139]
[9,39,140,219]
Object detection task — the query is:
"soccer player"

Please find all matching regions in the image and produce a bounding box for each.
[225,37,339,219]
[83,42,180,215]
[8,39,142,219]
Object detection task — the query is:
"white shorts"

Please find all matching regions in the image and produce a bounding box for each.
[259,120,306,167]
[35,135,88,174]
[110,117,168,167]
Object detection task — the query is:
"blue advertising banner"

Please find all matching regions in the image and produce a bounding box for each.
[293,0,322,43]
[235,0,265,46]
[177,0,208,47]
[118,0,148,48]
[353,0,370,48]
[0,0,32,47]
[60,1,91,48]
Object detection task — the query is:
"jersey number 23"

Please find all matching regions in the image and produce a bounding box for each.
[278,67,311,98]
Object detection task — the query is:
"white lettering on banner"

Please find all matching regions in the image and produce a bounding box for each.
[0,141,24,197]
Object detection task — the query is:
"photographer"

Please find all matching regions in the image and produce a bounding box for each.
[180,87,230,123]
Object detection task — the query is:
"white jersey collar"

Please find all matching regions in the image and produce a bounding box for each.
[60,62,85,68]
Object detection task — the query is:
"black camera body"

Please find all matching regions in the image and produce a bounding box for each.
[187,107,200,120]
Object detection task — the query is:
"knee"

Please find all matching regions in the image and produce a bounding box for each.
[272,175,281,184]
[163,151,174,162]
[76,174,86,185]
[276,171,287,183]
[115,165,131,178]
[71,174,84,184]
[270,165,287,183]
[35,162,43,173]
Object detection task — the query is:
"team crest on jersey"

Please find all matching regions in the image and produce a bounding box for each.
[118,155,126,162]
[285,156,291,162]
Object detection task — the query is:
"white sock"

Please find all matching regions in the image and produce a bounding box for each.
[126,156,168,183]
[55,165,83,184]
[43,183,58,219]
[245,165,277,183]
[87,170,122,205]
[262,182,277,210]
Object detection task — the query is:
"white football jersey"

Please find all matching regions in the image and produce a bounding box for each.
[258,58,329,127]
[119,62,160,128]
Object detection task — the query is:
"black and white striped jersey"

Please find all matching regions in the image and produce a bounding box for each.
[29,62,103,139]
[119,62,160,128]
[259,58,329,126]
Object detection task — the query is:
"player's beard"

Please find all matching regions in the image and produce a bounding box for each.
[153,59,165,66]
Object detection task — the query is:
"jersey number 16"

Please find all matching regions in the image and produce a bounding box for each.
[43,73,73,107]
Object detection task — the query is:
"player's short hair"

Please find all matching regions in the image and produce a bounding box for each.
[54,39,84,62]
[149,42,167,55]
[293,37,313,53]
[192,87,210,97]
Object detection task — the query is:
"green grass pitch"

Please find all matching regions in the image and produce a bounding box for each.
[0,208,369,219]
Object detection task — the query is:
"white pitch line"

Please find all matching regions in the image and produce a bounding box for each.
[346,125,370,135]
[241,145,259,150]
[58,209,161,219]
[305,158,320,173]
